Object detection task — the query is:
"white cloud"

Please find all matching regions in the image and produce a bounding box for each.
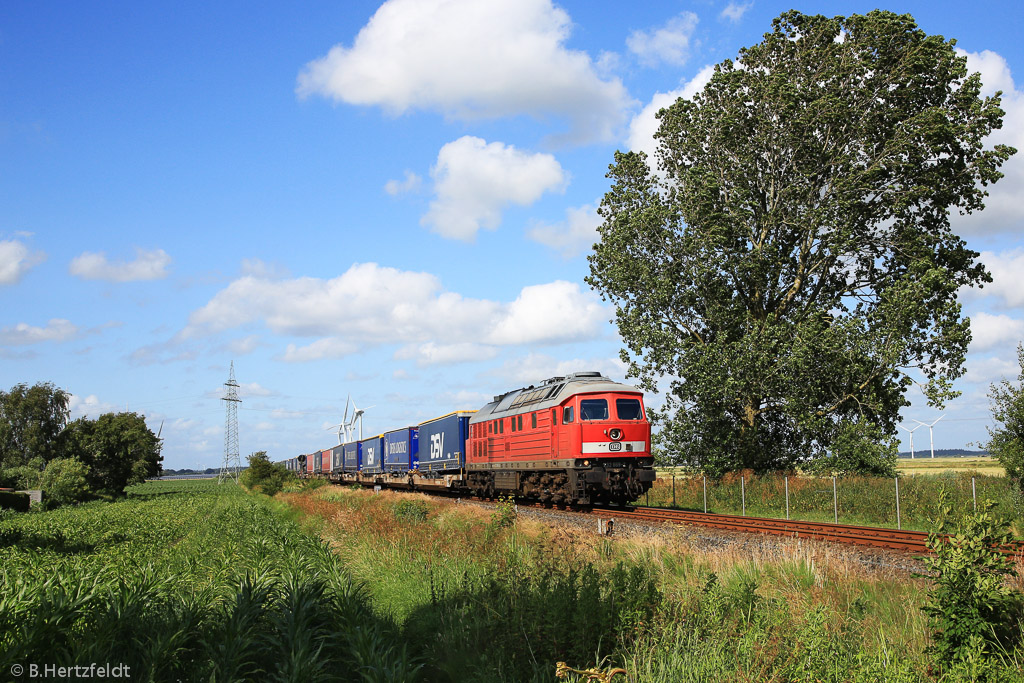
[490,352,628,386]
[0,319,78,345]
[486,281,607,345]
[626,65,715,164]
[422,136,567,241]
[183,263,610,363]
[225,335,260,355]
[394,341,499,366]
[950,49,1024,234]
[0,239,44,285]
[969,312,1024,351]
[964,355,1020,385]
[68,393,120,419]
[239,382,275,397]
[627,12,699,67]
[527,204,601,258]
[976,249,1024,308]
[296,0,632,144]
[69,247,171,282]
[720,2,753,22]
[384,170,423,196]
[282,338,360,362]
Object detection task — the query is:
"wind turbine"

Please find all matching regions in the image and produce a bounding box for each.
[325,396,374,444]
[899,423,923,459]
[914,414,945,459]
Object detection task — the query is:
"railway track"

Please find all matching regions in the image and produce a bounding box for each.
[367,486,1023,558]
[500,499,1024,558]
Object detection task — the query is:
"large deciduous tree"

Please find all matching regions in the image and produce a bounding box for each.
[588,11,1015,475]
[987,344,1024,490]
[65,412,162,494]
[0,382,70,470]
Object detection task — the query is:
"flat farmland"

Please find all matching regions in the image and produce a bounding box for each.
[898,456,1005,476]
[0,479,416,682]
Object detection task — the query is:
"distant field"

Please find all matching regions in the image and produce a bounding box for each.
[898,456,1005,476]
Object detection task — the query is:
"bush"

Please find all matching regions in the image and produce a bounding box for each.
[921,498,1024,671]
[40,458,91,507]
[0,490,29,512]
[239,451,294,496]
[394,499,429,522]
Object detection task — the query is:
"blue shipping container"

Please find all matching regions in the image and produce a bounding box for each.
[383,427,419,472]
[331,445,344,473]
[343,442,361,473]
[361,435,384,474]
[417,411,473,473]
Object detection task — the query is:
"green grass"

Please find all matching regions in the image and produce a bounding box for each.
[285,485,1024,682]
[644,471,1023,533]
[0,479,420,682]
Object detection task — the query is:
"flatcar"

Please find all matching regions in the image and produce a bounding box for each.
[285,371,655,506]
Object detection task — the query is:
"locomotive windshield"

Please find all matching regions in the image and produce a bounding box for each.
[580,399,609,420]
[615,398,644,420]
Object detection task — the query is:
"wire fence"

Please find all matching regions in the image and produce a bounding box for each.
[642,470,1022,531]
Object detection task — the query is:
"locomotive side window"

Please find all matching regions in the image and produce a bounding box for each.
[517,415,523,430]
[531,412,537,429]
[499,419,504,434]
[563,406,574,424]
[580,399,608,420]
[616,398,644,420]
[551,408,557,424]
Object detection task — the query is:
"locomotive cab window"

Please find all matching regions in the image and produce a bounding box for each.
[580,399,608,421]
[616,398,644,420]
[563,406,574,424]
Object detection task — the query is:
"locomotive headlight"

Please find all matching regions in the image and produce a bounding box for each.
[609,428,622,441]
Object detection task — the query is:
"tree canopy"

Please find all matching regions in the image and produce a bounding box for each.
[0,382,70,470]
[64,412,162,494]
[587,10,1015,475]
[987,344,1024,489]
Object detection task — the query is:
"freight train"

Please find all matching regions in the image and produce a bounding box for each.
[283,372,655,505]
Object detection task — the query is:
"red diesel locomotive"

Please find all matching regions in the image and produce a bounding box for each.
[289,372,656,506]
[465,372,655,505]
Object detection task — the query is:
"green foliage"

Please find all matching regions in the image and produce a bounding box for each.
[0,382,70,470]
[644,470,1020,530]
[987,344,1024,491]
[303,477,327,491]
[921,498,1024,672]
[587,10,1014,476]
[489,494,517,530]
[63,412,162,495]
[393,499,429,522]
[0,461,44,489]
[0,480,421,681]
[239,450,293,496]
[806,421,899,477]
[40,458,91,508]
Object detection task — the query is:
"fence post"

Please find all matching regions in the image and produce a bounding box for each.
[672,474,676,508]
[972,477,977,512]
[741,476,746,517]
[895,476,901,531]
[832,476,838,524]
[785,476,790,520]
[703,476,707,514]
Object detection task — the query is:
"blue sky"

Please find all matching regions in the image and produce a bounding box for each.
[2,0,1022,469]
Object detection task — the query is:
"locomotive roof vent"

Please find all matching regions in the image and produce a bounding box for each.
[569,371,604,379]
